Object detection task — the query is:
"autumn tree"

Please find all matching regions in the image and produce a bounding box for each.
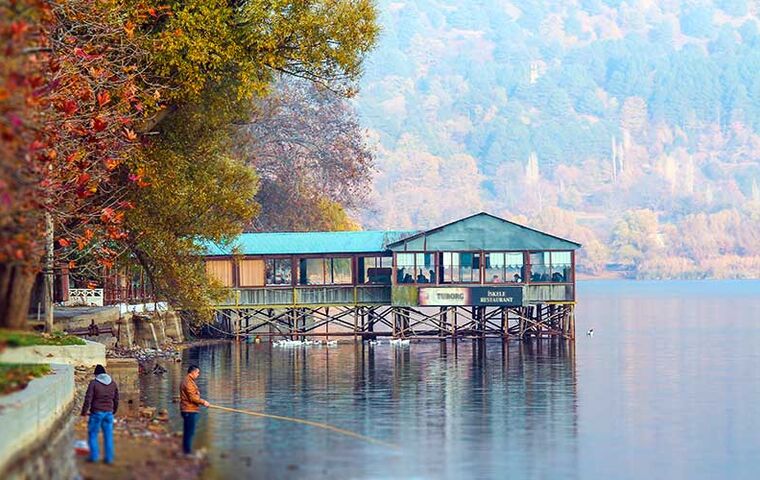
[611,209,663,272]
[118,0,379,311]
[237,78,373,231]
[1,1,161,327]
[1,0,379,327]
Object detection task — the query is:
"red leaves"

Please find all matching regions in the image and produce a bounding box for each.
[123,128,138,141]
[10,21,30,40]
[97,90,111,108]
[128,167,150,188]
[66,150,84,164]
[92,116,108,132]
[100,207,124,225]
[104,158,120,170]
[58,238,71,247]
[59,99,78,116]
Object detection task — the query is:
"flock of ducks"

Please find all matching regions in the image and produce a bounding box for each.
[273,339,338,348]
[271,338,412,348]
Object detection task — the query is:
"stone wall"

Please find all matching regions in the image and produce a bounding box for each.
[107,358,140,417]
[56,305,184,351]
[129,311,184,349]
[0,340,106,367]
[0,364,77,480]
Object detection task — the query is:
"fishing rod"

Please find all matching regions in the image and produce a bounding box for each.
[208,404,400,451]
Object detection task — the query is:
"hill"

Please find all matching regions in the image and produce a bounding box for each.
[355,0,760,278]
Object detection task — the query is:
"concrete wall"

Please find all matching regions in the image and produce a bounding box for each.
[0,364,77,480]
[130,311,184,349]
[107,358,140,417]
[0,340,106,367]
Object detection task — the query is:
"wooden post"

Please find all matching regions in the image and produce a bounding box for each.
[353,307,358,343]
[440,307,447,340]
[451,306,457,342]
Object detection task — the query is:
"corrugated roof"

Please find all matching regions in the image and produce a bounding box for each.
[386,212,582,251]
[203,230,418,256]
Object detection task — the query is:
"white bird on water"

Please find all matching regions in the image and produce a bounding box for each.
[587,329,594,337]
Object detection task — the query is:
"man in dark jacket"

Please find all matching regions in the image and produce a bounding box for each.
[81,364,119,464]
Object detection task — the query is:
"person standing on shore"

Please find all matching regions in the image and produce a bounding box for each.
[81,364,119,464]
[180,364,209,456]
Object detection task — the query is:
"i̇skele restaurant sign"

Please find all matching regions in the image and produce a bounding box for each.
[418,286,523,306]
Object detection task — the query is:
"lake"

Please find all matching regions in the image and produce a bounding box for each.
[141,280,760,479]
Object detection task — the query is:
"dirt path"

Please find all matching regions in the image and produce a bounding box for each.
[73,416,206,480]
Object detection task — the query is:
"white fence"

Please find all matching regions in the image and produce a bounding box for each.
[64,288,104,307]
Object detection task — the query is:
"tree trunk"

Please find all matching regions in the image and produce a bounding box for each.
[0,263,35,329]
[44,212,54,333]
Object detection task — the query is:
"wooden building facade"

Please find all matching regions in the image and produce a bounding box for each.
[206,213,581,340]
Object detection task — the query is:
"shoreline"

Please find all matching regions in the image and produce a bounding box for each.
[72,338,224,480]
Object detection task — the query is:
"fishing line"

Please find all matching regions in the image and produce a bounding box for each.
[208,404,400,451]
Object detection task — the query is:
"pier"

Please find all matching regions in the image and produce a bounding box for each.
[205,213,580,341]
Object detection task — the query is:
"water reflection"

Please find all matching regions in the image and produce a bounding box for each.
[142,340,577,479]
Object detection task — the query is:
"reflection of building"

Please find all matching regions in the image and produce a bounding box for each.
[167,340,578,478]
[207,213,581,340]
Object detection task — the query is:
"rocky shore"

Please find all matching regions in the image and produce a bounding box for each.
[71,339,227,479]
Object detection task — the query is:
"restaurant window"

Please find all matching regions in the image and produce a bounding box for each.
[505,253,524,283]
[550,251,572,283]
[330,257,352,284]
[240,259,266,287]
[359,256,393,284]
[298,257,352,285]
[442,252,481,283]
[299,258,325,285]
[485,252,524,283]
[265,258,292,286]
[530,251,572,283]
[205,260,233,287]
[395,253,435,284]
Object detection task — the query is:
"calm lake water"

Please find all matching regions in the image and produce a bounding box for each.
[142,280,760,479]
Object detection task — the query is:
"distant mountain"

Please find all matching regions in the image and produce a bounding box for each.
[355,0,760,279]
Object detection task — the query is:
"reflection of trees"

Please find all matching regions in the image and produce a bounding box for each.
[142,341,577,478]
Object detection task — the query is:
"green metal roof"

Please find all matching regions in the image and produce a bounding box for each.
[386,212,582,251]
[203,230,417,256]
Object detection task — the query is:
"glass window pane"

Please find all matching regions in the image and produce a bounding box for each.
[331,258,352,284]
[277,259,291,285]
[530,252,550,282]
[396,253,415,283]
[486,252,505,283]
[549,251,572,283]
[460,253,472,282]
[265,259,276,285]
[505,253,524,283]
[300,258,324,285]
[362,256,391,284]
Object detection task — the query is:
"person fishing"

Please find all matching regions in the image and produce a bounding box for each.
[180,364,209,456]
[81,364,119,464]
[180,366,396,453]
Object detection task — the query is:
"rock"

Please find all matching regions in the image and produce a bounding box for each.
[139,406,156,419]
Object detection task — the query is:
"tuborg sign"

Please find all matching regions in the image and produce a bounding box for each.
[418,286,523,307]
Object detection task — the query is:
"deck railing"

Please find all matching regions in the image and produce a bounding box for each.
[222,285,392,307]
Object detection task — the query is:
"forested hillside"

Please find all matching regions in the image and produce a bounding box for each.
[355,0,760,278]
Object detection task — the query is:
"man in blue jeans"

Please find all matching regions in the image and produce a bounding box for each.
[180,364,209,455]
[81,364,119,464]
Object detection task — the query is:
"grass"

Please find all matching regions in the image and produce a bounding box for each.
[0,329,86,348]
[0,364,51,396]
